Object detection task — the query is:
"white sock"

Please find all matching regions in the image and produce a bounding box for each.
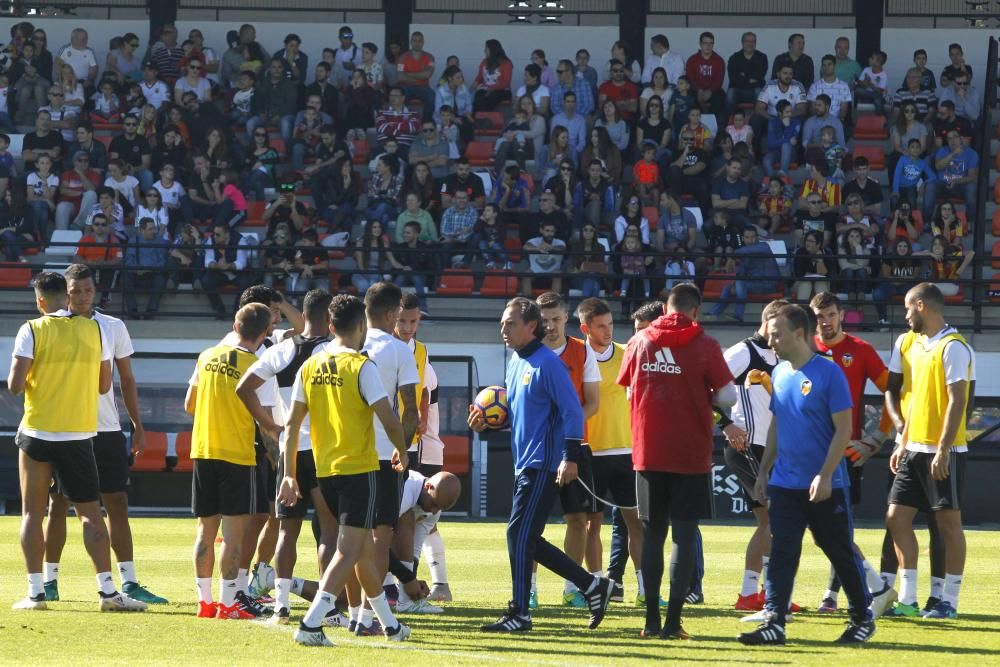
[220,578,238,606]
[291,577,305,597]
[423,530,448,584]
[881,572,896,588]
[349,605,361,623]
[740,570,760,597]
[760,556,769,589]
[359,606,374,627]
[930,576,945,599]
[899,569,918,605]
[118,561,137,586]
[368,592,399,631]
[302,592,334,628]
[530,572,537,593]
[195,577,213,603]
[942,573,962,607]
[824,589,839,603]
[563,579,577,594]
[636,569,645,596]
[97,572,116,595]
[28,572,44,598]
[863,560,884,593]
[44,562,60,582]
[275,577,292,610]
[237,568,249,594]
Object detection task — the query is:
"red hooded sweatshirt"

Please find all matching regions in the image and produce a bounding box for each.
[617,313,733,474]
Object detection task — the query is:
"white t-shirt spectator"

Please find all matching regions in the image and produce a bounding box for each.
[360,327,421,461]
[525,236,566,273]
[105,174,139,208]
[39,105,78,142]
[27,171,59,197]
[757,80,806,116]
[154,180,186,208]
[174,76,212,103]
[56,44,98,81]
[515,84,551,109]
[139,80,171,109]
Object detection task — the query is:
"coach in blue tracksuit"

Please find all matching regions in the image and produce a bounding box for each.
[470,297,612,633]
[739,304,875,647]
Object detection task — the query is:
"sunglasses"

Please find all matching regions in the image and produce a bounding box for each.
[128,42,139,47]
[124,122,138,127]
[556,69,566,74]
[560,167,573,172]
[189,65,202,70]
[254,132,268,137]
[612,69,625,74]
[956,81,969,86]
[422,128,436,133]
[49,92,63,96]
[92,223,107,227]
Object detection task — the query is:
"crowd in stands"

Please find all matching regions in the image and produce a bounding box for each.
[0,21,984,323]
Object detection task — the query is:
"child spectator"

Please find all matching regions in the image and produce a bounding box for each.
[668,75,695,129]
[703,209,743,271]
[798,160,841,212]
[104,158,140,217]
[214,168,248,228]
[922,234,973,298]
[891,138,935,214]
[153,163,186,233]
[230,70,256,128]
[855,50,888,115]
[757,177,792,235]
[819,126,847,182]
[632,142,661,206]
[615,226,652,316]
[494,108,533,171]
[763,99,801,178]
[725,109,753,148]
[90,79,121,122]
[683,107,713,152]
[475,203,507,268]
[26,153,58,240]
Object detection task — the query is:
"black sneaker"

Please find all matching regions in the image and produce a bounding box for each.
[738,621,786,646]
[685,590,705,604]
[234,590,264,618]
[660,624,693,640]
[835,619,876,644]
[480,603,533,633]
[923,596,941,613]
[610,581,625,603]
[583,577,613,629]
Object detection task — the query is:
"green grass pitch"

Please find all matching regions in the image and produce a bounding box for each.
[1,517,998,665]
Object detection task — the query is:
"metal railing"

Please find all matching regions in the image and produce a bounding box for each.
[971,36,997,332]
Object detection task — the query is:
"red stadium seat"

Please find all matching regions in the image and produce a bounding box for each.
[474,111,505,137]
[993,178,1000,204]
[349,139,370,166]
[0,263,31,287]
[992,241,1000,270]
[243,201,268,227]
[441,434,470,474]
[854,115,888,140]
[464,141,494,167]
[95,134,113,150]
[852,145,885,171]
[436,269,474,295]
[269,137,286,157]
[480,271,518,297]
[643,206,659,231]
[992,209,1000,237]
[504,237,523,263]
[131,432,167,472]
[702,272,734,300]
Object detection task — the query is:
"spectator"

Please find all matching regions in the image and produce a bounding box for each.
[598,59,639,122]
[836,227,871,301]
[136,188,170,238]
[185,28,219,84]
[54,28,97,93]
[289,105,326,172]
[581,126,622,185]
[410,120,451,179]
[122,216,169,319]
[69,122,107,174]
[703,209,744,271]
[492,164,531,234]
[136,103,161,145]
[395,191,438,243]
[472,39,513,112]
[303,124,351,203]
[725,109,754,151]
[771,33,815,90]
[798,160,840,212]
[434,66,473,141]
[74,211,119,304]
[794,191,836,247]
[228,69,256,128]
[332,26,363,87]
[516,63,551,117]
[473,203,506,268]
[235,23,270,75]
[149,23,184,83]
[212,169,248,229]
[248,58,299,141]
[263,175,309,238]
[0,188,35,262]
[376,85,421,154]
[304,62,340,120]
[854,50,888,116]
[109,113,153,191]
[550,61,594,117]
[439,189,478,268]
[658,190,697,252]
[220,30,244,88]
[22,109,65,174]
[616,228,652,316]
[201,223,255,317]
[706,225,780,322]
[792,230,831,300]
[11,42,49,125]
[551,92,588,155]
[668,75,696,130]
[442,156,486,209]
[712,157,752,228]
[932,130,978,225]
[352,219,396,293]
[931,100,973,148]
[929,202,966,249]
[636,95,672,168]
[261,222,297,291]
[90,79,122,123]
[833,36,861,86]
[842,156,884,217]
[151,127,189,183]
[521,220,566,295]
[762,99,803,181]
[923,234,973,298]
[605,40,641,83]
[940,43,972,87]
[614,194,650,245]
[752,64,806,156]
[838,193,881,247]
[594,99,630,153]
[167,222,200,288]
[758,176,792,236]
[530,49,557,90]
[316,157,358,233]
[872,236,921,327]
[392,220,434,311]
[173,56,211,105]
[681,107,714,152]
[29,28,54,83]
[397,32,436,121]
[42,82,78,143]
[570,163,615,237]
[290,228,328,297]
[366,153,404,226]
[536,125,577,183]
[138,61,171,112]
[892,138,935,215]
[908,48,937,91]
[343,69,379,138]
[888,102,929,186]
[802,96,844,159]
[26,153,58,240]
[892,67,937,122]
[274,33,308,84]
[182,154,220,224]
[937,72,980,124]
[404,161,441,219]
[685,31,725,117]
[104,158,140,217]
[54,150,100,232]
[86,186,127,240]
[494,97,544,172]
[569,222,609,298]
[359,42,384,93]
[726,31,769,110]
[199,128,233,174]
[243,126,281,201]
[807,57,852,122]
[666,130,711,213]
[573,48,598,99]
[639,67,672,117]
[642,34,684,86]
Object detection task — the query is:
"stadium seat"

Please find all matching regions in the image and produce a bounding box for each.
[349,139,370,166]
[243,200,268,226]
[436,269,474,295]
[643,206,660,231]
[992,209,1000,236]
[749,281,786,301]
[480,271,519,297]
[702,272,735,300]
[270,137,286,157]
[504,237,522,262]
[48,229,82,258]
[441,434,470,474]
[95,134,113,150]
[911,210,925,235]
[992,241,1000,270]
[465,141,494,167]
[852,145,885,171]
[854,115,888,140]
[0,263,31,288]
[994,178,1000,204]
[132,431,167,472]
[473,111,505,137]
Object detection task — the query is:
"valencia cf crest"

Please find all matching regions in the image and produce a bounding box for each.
[522,371,532,385]
[800,379,812,396]
[841,353,854,368]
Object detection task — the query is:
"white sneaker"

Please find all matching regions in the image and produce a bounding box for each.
[323,609,349,628]
[741,608,794,623]
[294,627,334,647]
[12,595,47,611]
[427,583,453,602]
[99,592,148,612]
[269,607,290,625]
[385,623,412,642]
[396,598,444,614]
[869,584,898,619]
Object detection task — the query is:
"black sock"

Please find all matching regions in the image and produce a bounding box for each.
[640,517,668,630]
[665,519,699,630]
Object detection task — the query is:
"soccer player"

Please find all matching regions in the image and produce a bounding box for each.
[470,297,613,633]
[41,264,166,604]
[360,282,420,633]
[9,272,144,612]
[886,283,973,620]
[280,294,412,647]
[394,294,452,602]
[722,299,786,611]
[576,298,646,605]
[631,302,665,333]
[187,303,281,620]
[235,289,337,624]
[617,284,735,639]
[810,292,896,615]
[535,291,601,609]
[739,304,874,646]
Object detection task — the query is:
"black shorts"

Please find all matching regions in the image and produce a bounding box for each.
[417,462,442,477]
[636,470,714,523]
[888,449,966,512]
[590,453,637,510]
[254,441,277,514]
[318,471,378,529]
[276,450,319,520]
[560,446,599,515]
[847,463,863,506]
[17,433,100,504]
[724,444,764,509]
[93,431,130,494]
[191,458,257,517]
[375,460,404,526]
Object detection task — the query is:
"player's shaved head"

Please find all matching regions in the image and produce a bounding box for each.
[906,282,944,311]
[423,472,462,512]
[667,283,701,316]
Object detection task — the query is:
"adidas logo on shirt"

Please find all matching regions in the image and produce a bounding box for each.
[204,351,242,379]
[641,347,682,374]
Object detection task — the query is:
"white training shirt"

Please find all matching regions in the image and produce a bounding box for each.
[417,360,445,465]
[361,328,421,460]
[13,309,113,440]
[290,342,386,407]
[889,327,976,453]
[399,469,441,560]
[94,311,133,433]
[723,337,778,447]
[757,80,806,116]
[217,328,289,409]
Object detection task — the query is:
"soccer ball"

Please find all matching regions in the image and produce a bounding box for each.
[474,385,509,429]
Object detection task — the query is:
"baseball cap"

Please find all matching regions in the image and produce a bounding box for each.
[339,26,353,38]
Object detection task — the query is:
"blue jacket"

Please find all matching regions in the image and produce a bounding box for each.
[766,116,802,152]
[125,235,168,268]
[892,155,935,193]
[505,338,584,474]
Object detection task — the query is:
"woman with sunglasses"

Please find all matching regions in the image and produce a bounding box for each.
[173,56,211,106]
[887,102,927,187]
[884,202,921,248]
[30,30,53,82]
[106,32,141,91]
[136,188,170,239]
[543,158,579,218]
[244,127,281,201]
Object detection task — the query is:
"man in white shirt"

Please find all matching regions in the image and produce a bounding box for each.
[55,28,98,92]
[641,34,684,86]
[807,55,853,121]
[752,63,807,154]
[333,26,364,88]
